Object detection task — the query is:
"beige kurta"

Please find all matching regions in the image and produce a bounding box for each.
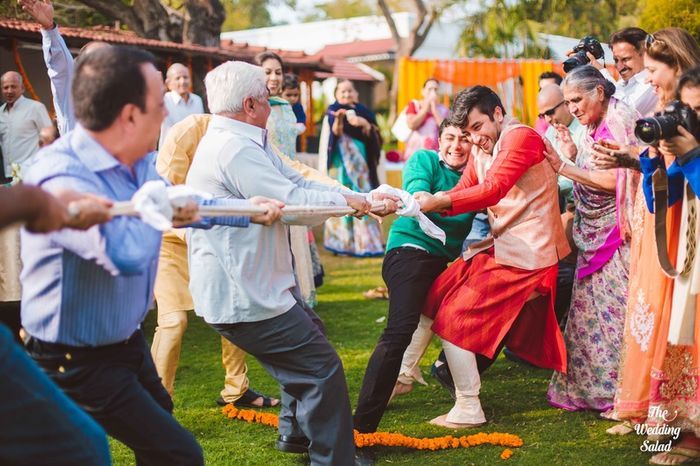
[0,224,22,302]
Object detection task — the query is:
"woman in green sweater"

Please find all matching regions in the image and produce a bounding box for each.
[353,119,476,435]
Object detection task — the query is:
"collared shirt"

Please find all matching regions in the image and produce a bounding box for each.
[187,115,347,324]
[159,91,205,148]
[20,125,164,346]
[0,96,51,174]
[601,68,658,117]
[544,117,586,203]
[41,25,75,135]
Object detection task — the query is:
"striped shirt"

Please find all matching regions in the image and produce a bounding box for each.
[19,125,240,346]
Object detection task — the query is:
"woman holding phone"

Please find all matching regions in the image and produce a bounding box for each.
[322,79,384,257]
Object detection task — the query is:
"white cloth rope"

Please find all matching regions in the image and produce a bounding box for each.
[97,181,388,231]
[371,184,446,244]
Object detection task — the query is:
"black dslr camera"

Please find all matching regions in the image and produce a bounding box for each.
[634,100,700,145]
[563,36,605,73]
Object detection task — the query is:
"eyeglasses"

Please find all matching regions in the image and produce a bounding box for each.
[645,33,665,49]
[538,101,565,119]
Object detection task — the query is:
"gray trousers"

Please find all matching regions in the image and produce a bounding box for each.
[211,303,355,466]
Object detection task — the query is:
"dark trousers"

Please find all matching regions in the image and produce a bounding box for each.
[0,301,21,344]
[0,324,110,466]
[26,330,203,466]
[353,247,448,433]
[212,303,355,466]
[555,260,576,328]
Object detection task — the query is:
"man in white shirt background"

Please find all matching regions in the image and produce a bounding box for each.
[159,63,204,148]
[0,71,52,335]
[0,71,52,177]
[588,27,658,117]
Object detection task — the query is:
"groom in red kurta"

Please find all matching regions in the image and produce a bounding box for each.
[410,86,569,427]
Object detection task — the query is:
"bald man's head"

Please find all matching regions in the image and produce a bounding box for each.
[79,41,111,57]
[1,71,24,106]
[537,84,572,126]
[166,63,191,98]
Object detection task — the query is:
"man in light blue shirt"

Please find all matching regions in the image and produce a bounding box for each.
[0,183,112,466]
[20,46,215,466]
[187,60,372,466]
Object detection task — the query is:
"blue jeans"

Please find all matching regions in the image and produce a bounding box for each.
[0,324,110,466]
[462,212,491,250]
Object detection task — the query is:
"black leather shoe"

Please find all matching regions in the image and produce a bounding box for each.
[431,362,456,400]
[354,448,376,466]
[275,435,310,454]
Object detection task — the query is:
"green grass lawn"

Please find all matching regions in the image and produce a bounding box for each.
[110,248,649,465]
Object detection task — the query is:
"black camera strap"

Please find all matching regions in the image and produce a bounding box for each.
[653,163,696,278]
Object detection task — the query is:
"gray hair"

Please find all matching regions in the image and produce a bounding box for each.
[204,61,268,115]
[561,65,616,98]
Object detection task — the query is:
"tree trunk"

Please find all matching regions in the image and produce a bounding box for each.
[181,0,226,47]
[377,0,436,123]
[76,0,224,46]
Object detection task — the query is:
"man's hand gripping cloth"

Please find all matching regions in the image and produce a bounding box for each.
[372,184,446,244]
[131,180,212,231]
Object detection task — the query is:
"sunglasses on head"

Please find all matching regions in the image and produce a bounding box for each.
[538,101,564,119]
[645,33,664,49]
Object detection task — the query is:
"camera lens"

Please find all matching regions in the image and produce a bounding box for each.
[563,52,590,73]
[634,119,662,144]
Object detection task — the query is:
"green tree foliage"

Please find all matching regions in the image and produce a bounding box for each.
[460,0,645,59]
[221,0,274,31]
[459,0,550,58]
[639,0,699,40]
[1,0,112,27]
[314,0,375,20]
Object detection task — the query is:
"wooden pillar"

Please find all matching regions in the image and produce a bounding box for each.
[299,69,315,153]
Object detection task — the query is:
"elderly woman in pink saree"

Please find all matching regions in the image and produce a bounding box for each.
[544,65,640,411]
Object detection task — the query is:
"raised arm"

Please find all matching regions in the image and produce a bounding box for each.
[21,0,76,134]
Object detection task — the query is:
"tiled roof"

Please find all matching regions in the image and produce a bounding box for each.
[0,18,239,60]
[315,57,382,82]
[315,38,396,59]
[1,19,380,80]
[0,19,328,69]
[218,39,329,67]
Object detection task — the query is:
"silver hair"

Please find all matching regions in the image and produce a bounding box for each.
[204,61,268,115]
[561,65,616,98]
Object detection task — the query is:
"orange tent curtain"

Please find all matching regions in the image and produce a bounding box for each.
[397,57,616,127]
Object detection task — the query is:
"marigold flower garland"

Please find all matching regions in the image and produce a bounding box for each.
[222,405,523,454]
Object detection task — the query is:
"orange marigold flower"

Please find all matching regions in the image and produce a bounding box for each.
[222,408,523,452]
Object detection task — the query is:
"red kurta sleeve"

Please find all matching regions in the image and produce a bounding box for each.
[446,127,545,215]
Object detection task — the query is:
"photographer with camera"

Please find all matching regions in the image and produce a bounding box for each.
[566,29,657,117]
[605,31,700,465]
[658,68,700,162]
